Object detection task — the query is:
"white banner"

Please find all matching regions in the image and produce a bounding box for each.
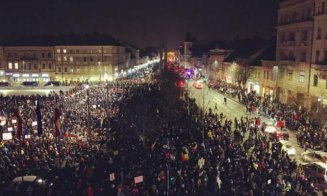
[32,121,37,126]
[3,132,12,140]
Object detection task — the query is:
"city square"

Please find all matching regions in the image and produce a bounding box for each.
[0,0,327,196]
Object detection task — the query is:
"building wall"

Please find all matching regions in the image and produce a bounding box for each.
[0,45,128,84]
[309,0,327,107]
[53,45,126,83]
[0,47,4,81]
[276,0,314,106]
[3,46,55,84]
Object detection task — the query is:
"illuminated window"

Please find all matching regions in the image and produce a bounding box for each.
[299,72,305,83]
[69,56,74,62]
[63,49,67,53]
[63,56,67,61]
[56,49,60,53]
[8,62,12,69]
[14,62,18,69]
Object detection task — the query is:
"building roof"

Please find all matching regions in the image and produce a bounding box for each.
[250,41,276,66]
[0,34,123,46]
[223,37,274,63]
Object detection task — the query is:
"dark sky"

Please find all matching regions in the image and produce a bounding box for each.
[0,0,278,49]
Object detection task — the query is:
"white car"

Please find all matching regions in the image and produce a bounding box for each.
[301,150,327,163]
[280,140,296,156]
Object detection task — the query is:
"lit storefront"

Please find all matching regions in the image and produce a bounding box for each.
[0,70,5,81]
[247,79,260,94]
[22,74,29,81]
[13,73,20,82]
[32,74,39,82]
[42,74,49,82]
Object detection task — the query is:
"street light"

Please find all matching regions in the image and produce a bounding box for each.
[85,84,90,138]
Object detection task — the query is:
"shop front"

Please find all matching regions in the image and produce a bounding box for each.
[247,79,260,94]
[262,86,274,100]
[32,74,39,82]
[41,73,49,82]
[22,74,30,82]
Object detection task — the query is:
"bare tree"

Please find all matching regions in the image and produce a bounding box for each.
[233,63,254,89]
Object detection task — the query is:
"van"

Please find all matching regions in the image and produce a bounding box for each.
[22,81,38,86]
[304,162,327,182]
[0,82,10,87]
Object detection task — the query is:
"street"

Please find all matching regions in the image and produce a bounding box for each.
[187,81,306,164]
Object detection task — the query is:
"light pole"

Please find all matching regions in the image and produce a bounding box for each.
[106,82,109,105]
[202,83,206,150]
[85,84,90,137]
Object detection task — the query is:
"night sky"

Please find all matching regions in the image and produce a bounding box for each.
[0,0,278,49]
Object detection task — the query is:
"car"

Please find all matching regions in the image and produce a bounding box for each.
[280,140,296,156]
[303,162,327,183]
[22,81,38,86]
[193,82,204,89]
[4,175,53,195]
[264,125,289,141]
[0,81,10,87]
[302,150,327,163]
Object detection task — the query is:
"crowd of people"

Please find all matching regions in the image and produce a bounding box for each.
[0,73,324,195]
[209,79,327,152]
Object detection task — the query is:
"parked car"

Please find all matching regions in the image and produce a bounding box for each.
[0,81,10,87]
[303,162,327,183]
[280,140,296,156]
[3,175,53,195]
[264,125,289,141]
[22,81,38,86]
[193,82,204,89]
[302,150,327,163]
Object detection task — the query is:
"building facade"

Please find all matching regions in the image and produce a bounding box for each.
[53,45,127,83]
[0,44,129,85]
[309,0,327,108]
[276,0,314,106]
[0,47,4,81]
[3,46,55,83]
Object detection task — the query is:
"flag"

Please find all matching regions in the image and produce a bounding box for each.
[36,101,43,136]
[13,108,23,139]
[54,107,61,137]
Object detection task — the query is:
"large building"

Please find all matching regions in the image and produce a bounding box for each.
[53,45,126,83]
[3,46,55,83]
[309,0,327,107]
[0,35,135,84]
[276,0,314,106]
